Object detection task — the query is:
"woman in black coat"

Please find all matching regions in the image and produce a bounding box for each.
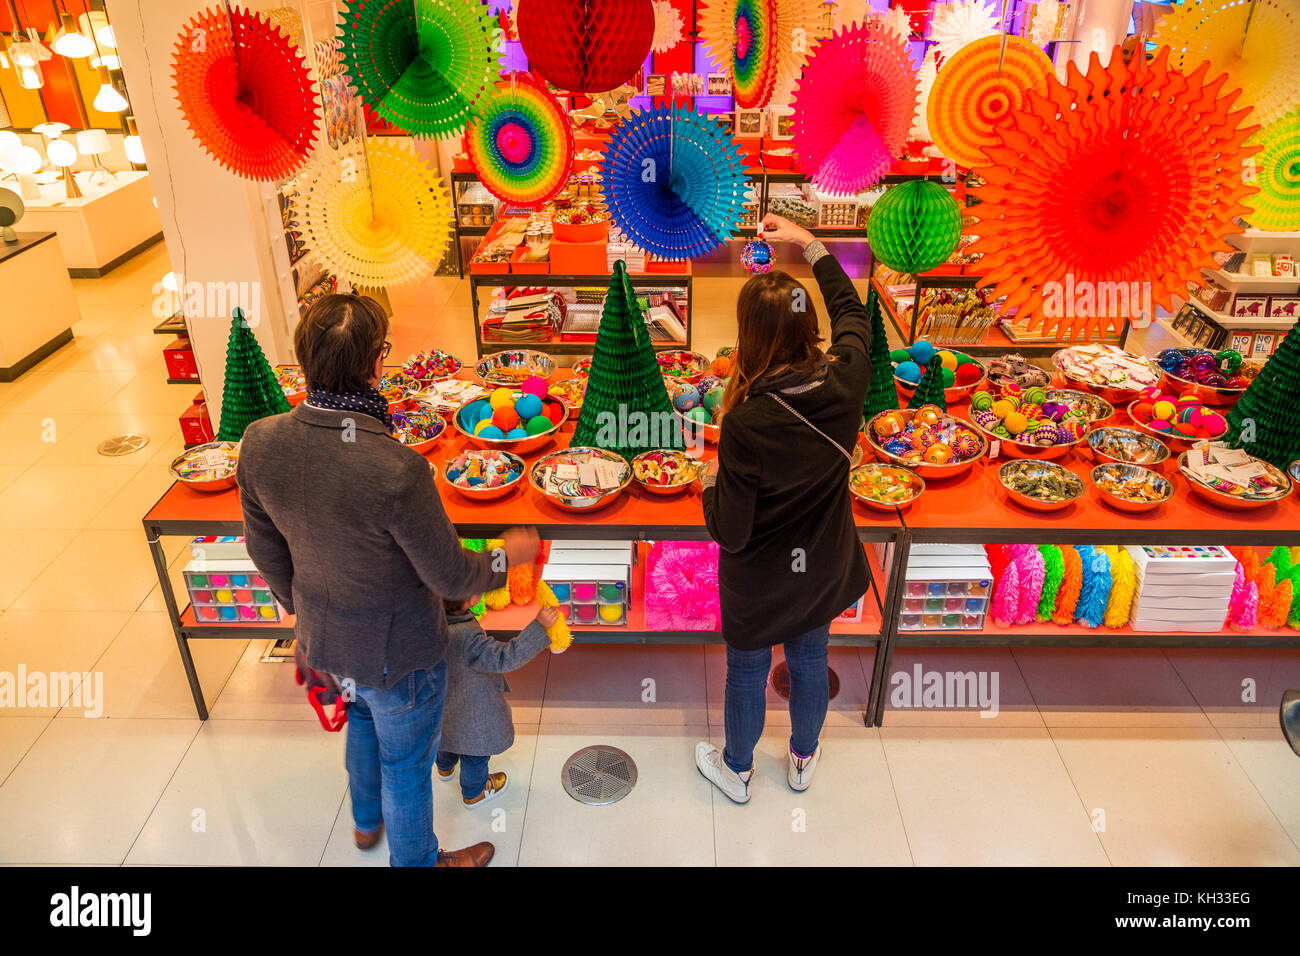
[697,214,872,803]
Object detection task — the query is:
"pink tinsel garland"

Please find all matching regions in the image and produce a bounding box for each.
[991,560,1020,628]
[644,541,720,631]
[1230,580,1259,632]
[1012,543,1045,626]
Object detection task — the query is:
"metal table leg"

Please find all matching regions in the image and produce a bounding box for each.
[145,524,208,720]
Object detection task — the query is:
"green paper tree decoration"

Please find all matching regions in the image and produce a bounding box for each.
[866,179,963,275]
[216,309,291,443]
[1224,324,1300,469]
[907,354,947,411]
[571,260,685,461]
[862,285,900,421]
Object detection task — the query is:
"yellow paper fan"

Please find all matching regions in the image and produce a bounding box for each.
[293,138,451,290]
[1153,0,1300,127]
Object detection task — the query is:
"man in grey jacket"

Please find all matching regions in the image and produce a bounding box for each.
[238,294,538,867]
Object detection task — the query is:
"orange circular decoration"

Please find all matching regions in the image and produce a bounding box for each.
[927,34,1053,170]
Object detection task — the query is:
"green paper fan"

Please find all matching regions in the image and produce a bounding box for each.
[338,0,500,138]
[1246,108,1300,232]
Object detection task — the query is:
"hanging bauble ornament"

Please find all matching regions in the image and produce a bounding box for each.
[337,0,499,138]
[1244,108,1300,232]
[741,237,774,274]
[927,34,1053,170]
[292,137,453,290]
[866,179,963,274]
[466,73,574,206]
[516,0,654,93]
[171,6,319,181]
[1152,0,1300,127]
[966,46,1261,340]
[791,20,918,193]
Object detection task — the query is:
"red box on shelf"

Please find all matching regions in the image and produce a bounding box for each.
[509,247,550,275]
[646,257,690,275]
[179,402,214,445]
[550,238,608,276]
[163,337,199,380]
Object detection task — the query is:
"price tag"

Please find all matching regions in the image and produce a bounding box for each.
[556,463,580,480]
[199,448,228,471]
[577,462,600,487]
[591,459,624,489]
[987,439,1000,460]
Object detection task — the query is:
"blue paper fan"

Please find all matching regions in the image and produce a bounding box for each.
[602,105,748,260]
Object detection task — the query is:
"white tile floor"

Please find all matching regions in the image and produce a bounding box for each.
[0,242,1297,866]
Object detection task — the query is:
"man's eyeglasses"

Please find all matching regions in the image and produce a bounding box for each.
[381,340,393,359]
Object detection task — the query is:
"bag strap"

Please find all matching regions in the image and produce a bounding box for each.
[767,393,854,465]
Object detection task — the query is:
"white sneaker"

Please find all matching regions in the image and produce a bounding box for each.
[787,745,821,792]
[695,741,753,804]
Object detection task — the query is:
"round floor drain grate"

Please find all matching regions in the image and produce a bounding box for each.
[97,433,150,457]
[770,662,840,701]
[561,745,637,806]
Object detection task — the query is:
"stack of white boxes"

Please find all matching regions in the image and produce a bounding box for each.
[540,540,634,627]
[1128,545,1237,632]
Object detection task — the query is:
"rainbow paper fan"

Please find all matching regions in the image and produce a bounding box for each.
[292,138,453,290]
[338,0,499,138]
[927,34,1054,170]
[1245,109,1300,232]
[466,73,574,206]
[516,0,654,93]
[927,0,1001,61]
[966,46,1261,341]
[171,6,319,181]
[602,105,748,260]
[731,0,778,107]
[1153,0,1300,127]
[791,21,917,193]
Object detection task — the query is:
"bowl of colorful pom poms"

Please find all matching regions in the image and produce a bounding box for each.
[864,406,987,480]
[274,365,307,406]
[891,340,985,405]
[672,378,726,444]
[442,449,526,501]
[1154,347,1260,407]
[967,386,1092,461]
[453,376,568,453]
[1125,386,1229,451]
[378,370,422,409]
[657,349,710,385]
[390,400,447,455]
[401,349,462,387]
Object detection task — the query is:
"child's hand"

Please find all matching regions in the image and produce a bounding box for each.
[536,606,559,628]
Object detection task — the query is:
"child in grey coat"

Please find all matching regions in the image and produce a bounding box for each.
[436,596,558,806]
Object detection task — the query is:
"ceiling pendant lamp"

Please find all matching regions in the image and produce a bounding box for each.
[123,116,146,164]
[51,12,96,58]
[92,67,128,112]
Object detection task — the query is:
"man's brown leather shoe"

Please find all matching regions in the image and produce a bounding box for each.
[435,841,495,867]
[354,824,384,850]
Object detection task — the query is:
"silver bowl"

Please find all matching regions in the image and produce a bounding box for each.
[171,441,240,492]
[1090,463,1173,513]
[1052,347,1160,404]
[863,408,987,480]
[1155,348,1260,407]
[1084,426,1170,467]
[997,458,1085,511]
[1044,389,1116,426]
[631,450,704,496]
[1178,451,1294,511]
[529,447,632,512]
[441,449,527,501]
[379,370,422,407]
[848,463,926,511]
[452,393,568,454]
[675,408,719,444]
[475,349,557,387]
[657,349,711,383]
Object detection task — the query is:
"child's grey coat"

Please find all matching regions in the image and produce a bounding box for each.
[439,612,550,756]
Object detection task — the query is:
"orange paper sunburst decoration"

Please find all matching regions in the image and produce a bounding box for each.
[965,46,1261,341]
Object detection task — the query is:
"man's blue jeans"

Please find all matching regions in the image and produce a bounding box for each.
[723,624,831,775]
[346,661,446,867]
[436,751,491,801]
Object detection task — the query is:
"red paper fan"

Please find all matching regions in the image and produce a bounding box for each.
[966,47,1261,341]
[517,0,654,93]
[172,6,319,181]
[791,21,917,193]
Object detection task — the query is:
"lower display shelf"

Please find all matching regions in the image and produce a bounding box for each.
[897,620,1300,648]
[179,605,295,638]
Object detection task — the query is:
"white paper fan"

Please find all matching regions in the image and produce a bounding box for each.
[929,0,1001,61]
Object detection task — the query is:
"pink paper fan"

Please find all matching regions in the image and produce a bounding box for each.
[791,20,917,193]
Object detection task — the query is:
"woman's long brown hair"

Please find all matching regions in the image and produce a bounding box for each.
[720,270,824,417]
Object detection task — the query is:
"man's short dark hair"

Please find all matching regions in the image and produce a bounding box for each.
[294,294,389,395]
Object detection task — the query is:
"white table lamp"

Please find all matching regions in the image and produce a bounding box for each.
[76,129,115,186]
[47,138,81,198]
[0,145,42,199]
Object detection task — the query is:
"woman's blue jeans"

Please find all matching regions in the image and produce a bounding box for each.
[723,624,831,774]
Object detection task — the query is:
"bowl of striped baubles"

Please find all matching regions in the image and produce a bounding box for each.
[966,386,1092,461]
